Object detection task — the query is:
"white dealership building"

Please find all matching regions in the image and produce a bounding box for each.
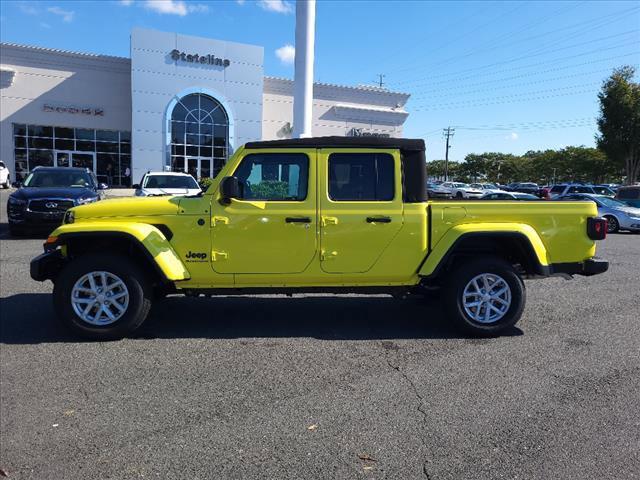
[0,28,410,185]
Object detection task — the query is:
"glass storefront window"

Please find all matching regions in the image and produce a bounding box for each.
[12,123,132,187]
[170,93,229,179]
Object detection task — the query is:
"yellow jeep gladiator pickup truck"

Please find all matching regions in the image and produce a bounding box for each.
[30,137,608,339]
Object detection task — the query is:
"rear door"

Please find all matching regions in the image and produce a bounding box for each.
[318,149,403,273]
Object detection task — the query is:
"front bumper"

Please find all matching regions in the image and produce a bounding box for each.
[546,258,609,277]
[30,249,66,281]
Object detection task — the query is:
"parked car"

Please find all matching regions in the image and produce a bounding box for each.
[589,185,615,196]
[440,181,484,199]
[469,183,505,195]
[548,184,595,198]
[0,161,10,188]
[557,193,640,233]
[505,182,539,194]
[7,166,106,236]
[615,185,640,208]
[481,192,541,201]
[426,182,451,199]
[31,137,608,340]
[134,171,202,197]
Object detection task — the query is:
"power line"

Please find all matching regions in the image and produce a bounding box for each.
[396,42,638,85]
[416,4,638,76]
[411,87,598,112]
[410,65,638,100]
[406,52,640,93]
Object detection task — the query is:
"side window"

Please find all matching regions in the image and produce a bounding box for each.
[618,189,639,199]
[234,153,308,201]
[577,186,593,193]
[551,186,564,194]
[328,152,394,201]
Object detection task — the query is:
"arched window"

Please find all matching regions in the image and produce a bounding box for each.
[170,93,229,179]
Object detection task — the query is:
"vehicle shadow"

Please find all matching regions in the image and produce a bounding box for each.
[0,222,50,240]
[0,293,522,344]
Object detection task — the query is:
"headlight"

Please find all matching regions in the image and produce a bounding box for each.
[64,210,75,224]
[8,197,27,206]
[76,196,98,205]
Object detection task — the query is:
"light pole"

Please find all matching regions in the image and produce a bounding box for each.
[292,0,316,139]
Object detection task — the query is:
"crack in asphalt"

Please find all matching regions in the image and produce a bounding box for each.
[383,349,432,479]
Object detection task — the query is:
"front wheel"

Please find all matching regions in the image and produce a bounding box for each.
[53,254,153,340]
[455,191,464,199]
[443,257,525,336]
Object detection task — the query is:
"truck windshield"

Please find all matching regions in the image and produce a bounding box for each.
[23,170,94,188]
[143,175,199,189]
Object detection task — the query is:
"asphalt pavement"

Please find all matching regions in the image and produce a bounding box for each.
[1,189,639,479]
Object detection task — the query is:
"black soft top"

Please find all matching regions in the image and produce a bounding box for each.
[244,136,427,203]
[244,136,425,153]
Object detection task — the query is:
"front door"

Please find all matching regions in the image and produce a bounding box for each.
[55,152,96,171]
[210,150,317,274]
[318,149,404,273]
[72,153,95,171]
[185,157,212,179]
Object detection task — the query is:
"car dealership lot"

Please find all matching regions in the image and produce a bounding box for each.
[1,190,639,480]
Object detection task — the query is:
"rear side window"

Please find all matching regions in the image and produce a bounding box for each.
[328,153,394,201]
[551,186,564,193]
[618,188,640,199]
[234,153,309,201]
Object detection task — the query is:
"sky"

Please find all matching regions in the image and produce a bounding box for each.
[0,0,638,162]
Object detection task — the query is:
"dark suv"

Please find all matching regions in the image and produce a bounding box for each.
[7,167,106,236]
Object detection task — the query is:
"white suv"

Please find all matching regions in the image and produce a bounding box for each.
[0,161,11,188]
[134,171,202,197]
[440,182,484,199]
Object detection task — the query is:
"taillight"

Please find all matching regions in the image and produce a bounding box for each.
[587,217,607,240]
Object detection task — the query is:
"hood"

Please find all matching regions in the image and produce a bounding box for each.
[11,187,96,201]
[139,187,201,196]
[617,206,640,216]
[73,196,181,219]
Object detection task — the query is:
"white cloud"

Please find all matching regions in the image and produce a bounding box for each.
[275,44,295,65]
[506,132,519,141]
[40,22,52,29]
[236,0,245,4]
[119,0,134,5]
[19,4,40,15]
[143,0,208,16]
[47,6,75,22]
[258,0,293,14]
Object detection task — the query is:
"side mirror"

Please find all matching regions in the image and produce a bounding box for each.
[12,181,22,188]
[132,184,140,190]
[219,176,241,204]
[97,183,109,190]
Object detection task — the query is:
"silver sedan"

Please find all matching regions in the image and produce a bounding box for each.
[557,193,640,233]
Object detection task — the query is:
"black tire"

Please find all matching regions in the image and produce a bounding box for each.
[604,215,619,233]
[455,191,464,199]
[53,254,153,340]
[443,256,525,336]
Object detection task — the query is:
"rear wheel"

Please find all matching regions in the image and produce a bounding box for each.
[604,215,619,233]
[53,254,153,340]
[443,256,525,336]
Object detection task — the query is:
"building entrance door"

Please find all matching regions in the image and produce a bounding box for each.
[185,157,212,179]
[55,151,96,171]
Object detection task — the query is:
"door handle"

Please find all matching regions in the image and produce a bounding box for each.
[366,216,392,223]
[285,217,312,223]
[321,216,339,226]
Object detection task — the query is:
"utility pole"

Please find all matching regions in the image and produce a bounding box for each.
[376,74,385,88]
[443,127,455,181]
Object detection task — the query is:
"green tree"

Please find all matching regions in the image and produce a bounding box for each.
[596,66,640,184]
[426,160,459,180]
